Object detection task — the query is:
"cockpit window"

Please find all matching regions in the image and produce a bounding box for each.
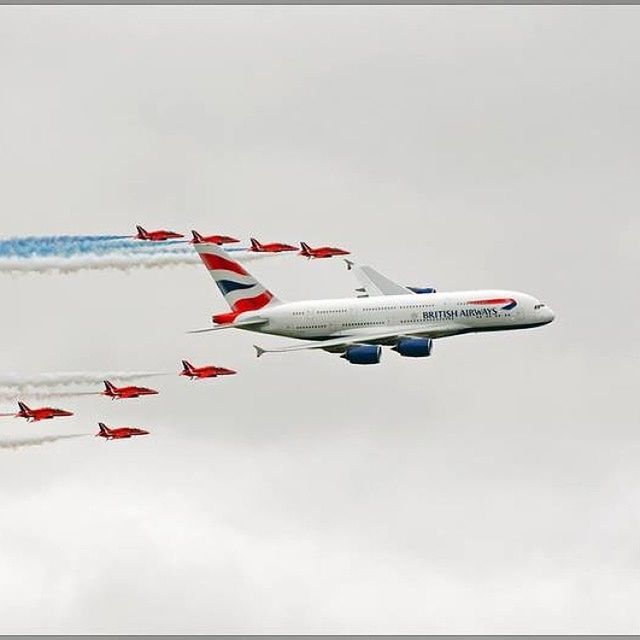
[534,303,546,310]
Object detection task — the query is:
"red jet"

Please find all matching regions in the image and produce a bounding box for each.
[191,230,240,245]
[180,360,237,380]
[135,225,184,241]
[102,380,159,400]
[249,237,298,253]
[299,241,351,259]
[96,422,149,440]
[15,401,73,422]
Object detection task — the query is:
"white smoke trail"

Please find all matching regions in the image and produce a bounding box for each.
[0,434,90,450]
[0,252,199,274]
[0,371,170,401]
[0,249,285,275]
[0,391,101,402]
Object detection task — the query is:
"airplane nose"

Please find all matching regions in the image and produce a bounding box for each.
[543,307,555,324]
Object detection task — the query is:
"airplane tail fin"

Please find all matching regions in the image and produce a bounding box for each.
[97,422,110,436]
[250,238,262,252]
[181,360,194,374]
[191,230,204,244]
[136,225,148,239]
[17,401,29,413]
[300,242,312,256]
[103,380,115,393]
[194,241,281,314]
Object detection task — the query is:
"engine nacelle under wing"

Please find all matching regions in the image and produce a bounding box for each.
[340,345,382,365]
[392,337,433,358]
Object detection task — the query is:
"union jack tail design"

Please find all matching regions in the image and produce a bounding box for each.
[194,242,281,315]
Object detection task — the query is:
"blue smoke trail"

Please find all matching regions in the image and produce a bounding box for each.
[0,233,265,274]
[0,235,137,258]
[0,235,249,259]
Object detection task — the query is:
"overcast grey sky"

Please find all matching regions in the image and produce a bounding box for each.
[0,5,639,634]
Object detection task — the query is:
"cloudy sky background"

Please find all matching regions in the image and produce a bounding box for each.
[0,5,638,633]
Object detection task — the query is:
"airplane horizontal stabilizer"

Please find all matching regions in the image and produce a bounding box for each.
[187,317,268,334]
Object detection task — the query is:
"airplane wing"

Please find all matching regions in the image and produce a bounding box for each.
[254,326,441,357]
[188,317,268,334]
[345,260,413,297]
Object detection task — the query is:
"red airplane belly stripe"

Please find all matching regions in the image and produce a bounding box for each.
[202,253,249,276]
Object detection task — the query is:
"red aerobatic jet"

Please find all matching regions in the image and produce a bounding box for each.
[135,225,184,241]
[191,230,240,245]
[96,422,149,440]
[180,360,237,380]
[15,401,73,422]
[299,241,351,259]
[102,380,159,400]
[249,237,298,253]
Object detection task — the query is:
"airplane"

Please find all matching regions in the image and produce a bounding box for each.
[249,237,298,253]
[299,241,350,259]
[15,401,73,422]
[180,360,237,379]
[191,230,240,245]
[188,241,555,365]
[96,422,149,440]
[134,225,184,241]
[102,380,159,400]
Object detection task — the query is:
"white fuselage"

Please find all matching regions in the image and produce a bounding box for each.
[235,289,554,342]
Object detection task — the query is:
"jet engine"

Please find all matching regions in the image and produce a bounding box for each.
[340,345,382,365]
[406,286,437,294]
[392,337,433,358]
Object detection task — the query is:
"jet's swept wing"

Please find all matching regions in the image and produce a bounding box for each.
[345,260,413,297]
[254,326,444,357]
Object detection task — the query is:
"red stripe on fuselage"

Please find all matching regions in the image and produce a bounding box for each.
[467,298,512,305]
[201,253,249,276]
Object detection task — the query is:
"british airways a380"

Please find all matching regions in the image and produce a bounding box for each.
[190,242,554,365]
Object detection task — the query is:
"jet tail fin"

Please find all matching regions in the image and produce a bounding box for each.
[191,230,204,244]
[194,241,282,313]
[300,242,312,256]
[97,422,110,436]
[181,360,194,373]
[17,401,30,413]
[250,238,262,252]
[136,225,148,239]
[103,380,115,393]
